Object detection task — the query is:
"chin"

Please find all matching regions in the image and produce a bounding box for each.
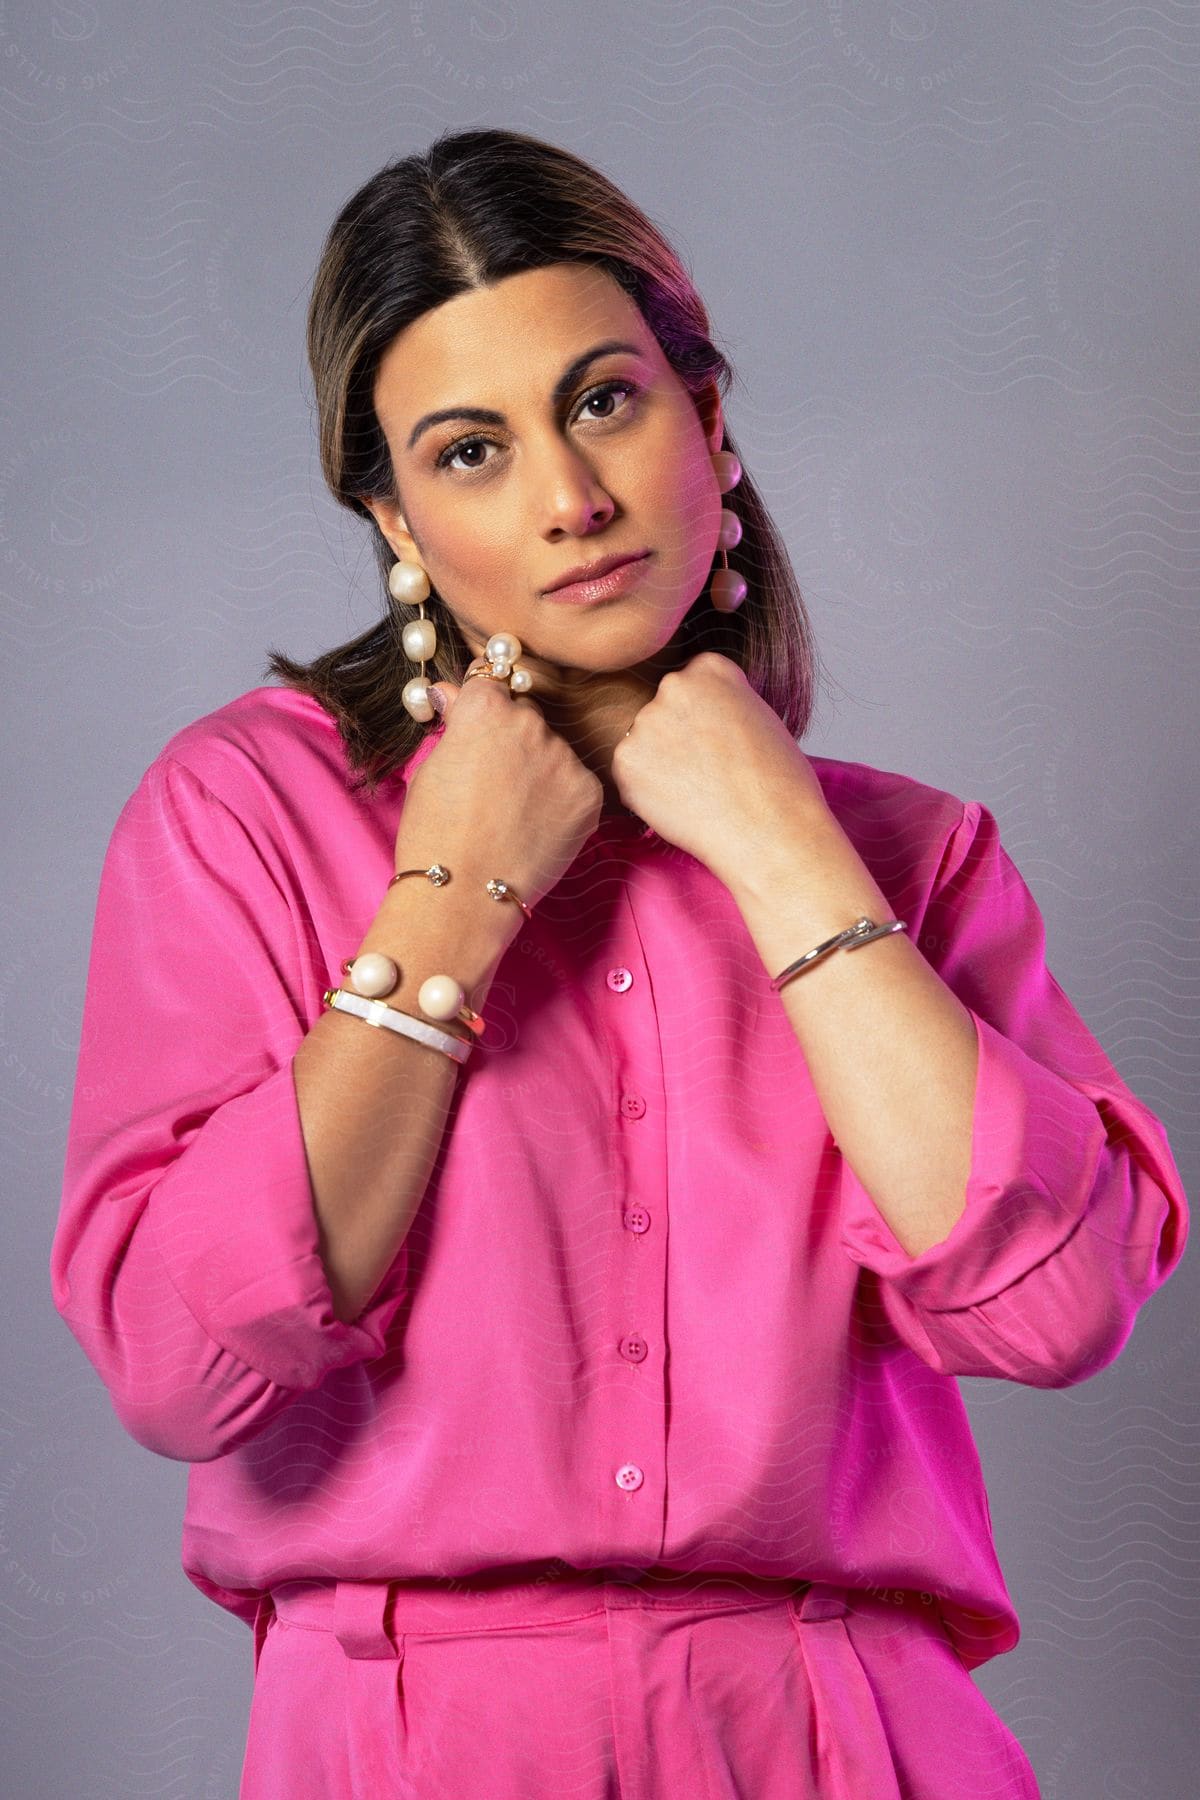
[529,626,666,672]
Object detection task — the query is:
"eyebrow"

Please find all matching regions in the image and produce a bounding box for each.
[404,339,648,452]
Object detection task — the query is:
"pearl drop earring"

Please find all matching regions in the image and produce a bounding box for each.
[390,556,534,723]
[710,450,747,612]
[387,557,439,723]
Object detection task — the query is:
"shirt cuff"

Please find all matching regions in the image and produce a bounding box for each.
[146,1059,410,1389]
[838,1008,1109,1312]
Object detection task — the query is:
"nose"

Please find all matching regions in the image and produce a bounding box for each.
[535,442,617,538]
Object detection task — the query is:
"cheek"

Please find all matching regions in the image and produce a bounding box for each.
[664,441,720,526]
[424,512,502,586]
[659,456,723,564]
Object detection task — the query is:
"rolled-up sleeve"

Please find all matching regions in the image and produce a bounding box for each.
[51,755,409,1463]
[838,799,1190,1386]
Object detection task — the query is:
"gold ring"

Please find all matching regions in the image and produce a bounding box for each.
[463,657,512,686]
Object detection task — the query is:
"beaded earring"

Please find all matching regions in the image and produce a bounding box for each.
[387,556,439,724]
[710,449,747,612]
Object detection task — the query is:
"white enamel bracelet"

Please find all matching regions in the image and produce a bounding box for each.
[321,986,473,1065]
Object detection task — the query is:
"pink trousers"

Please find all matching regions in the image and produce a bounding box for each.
[238,1567,1042,1798]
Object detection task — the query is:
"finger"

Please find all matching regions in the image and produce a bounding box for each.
[429,672,540,718]
[432,665,499,715]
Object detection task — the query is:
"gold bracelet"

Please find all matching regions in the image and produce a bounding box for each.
[337,862,531,1042]
[387,863,534,922]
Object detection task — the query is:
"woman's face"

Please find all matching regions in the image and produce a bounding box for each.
[364,262,726,691]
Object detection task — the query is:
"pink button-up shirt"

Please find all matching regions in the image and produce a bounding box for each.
[52,686,1189,1672]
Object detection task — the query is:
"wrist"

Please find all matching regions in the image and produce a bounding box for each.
[724,815,893,976]
[357,870,521,1002]
[721,801,857,905]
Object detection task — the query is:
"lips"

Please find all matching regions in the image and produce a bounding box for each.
[542,550,649,594]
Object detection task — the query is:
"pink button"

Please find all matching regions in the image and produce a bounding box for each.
[615,1464,644,1491]
[623,1208,650,1234]
[620,1335,648,1363]
[620,1093,646,1119]
[606,967,633,992]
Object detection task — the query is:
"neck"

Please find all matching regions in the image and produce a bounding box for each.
[538,671,664,805]
[452,629,690,807]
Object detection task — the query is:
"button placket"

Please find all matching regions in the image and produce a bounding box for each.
[598,906,669,1558]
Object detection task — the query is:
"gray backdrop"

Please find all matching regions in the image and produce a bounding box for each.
[5,3,1197,1796]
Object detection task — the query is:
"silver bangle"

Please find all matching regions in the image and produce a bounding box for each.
[769,915,907,995]
[321,986,473,1064]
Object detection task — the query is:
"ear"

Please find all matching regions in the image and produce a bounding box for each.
[694,377,725,456]
[363,495,419,565]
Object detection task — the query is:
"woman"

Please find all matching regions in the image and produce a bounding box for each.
[53,128,1189,1799]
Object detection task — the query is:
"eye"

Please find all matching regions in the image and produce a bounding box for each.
[434,379,639,477]
[577,378,638,423]
[435,436,494,475]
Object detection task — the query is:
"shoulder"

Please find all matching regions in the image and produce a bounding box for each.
[806,752,970,864]
[140,684,368,822]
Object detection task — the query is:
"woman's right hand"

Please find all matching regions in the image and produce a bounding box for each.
[393,672,605,911]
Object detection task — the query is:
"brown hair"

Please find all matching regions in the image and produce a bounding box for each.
[265,127,824,794]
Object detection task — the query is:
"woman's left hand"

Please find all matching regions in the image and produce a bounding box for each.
[610,652,832,883]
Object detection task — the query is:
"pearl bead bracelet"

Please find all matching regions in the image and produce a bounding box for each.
[321,862,533,1064]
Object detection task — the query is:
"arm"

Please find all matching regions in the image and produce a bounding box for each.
[741,797,1190,1386]
[729,802,979,1260]
[296,832,520,1323]
[51,755,509,1462]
